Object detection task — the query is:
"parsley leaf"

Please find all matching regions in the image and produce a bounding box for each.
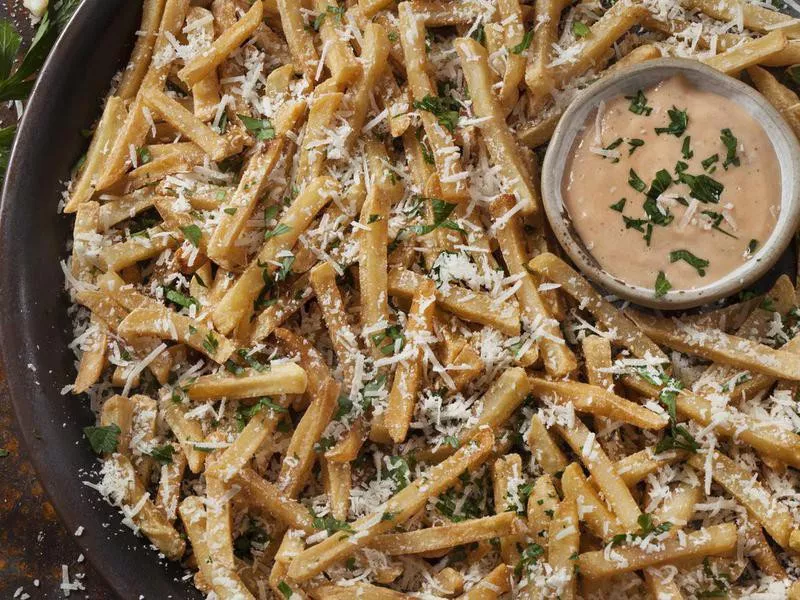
[655,106,688,136]
[202,331,219,355]
[681,136,693,159]
[312,513,354,535]
[264,222,290,241]
[238,114,275,140]
[654,271,671,298]
[626,90,653,116]
[572,21,590,38]
[413,95,460,133]
[511,29,534,54]
[84,424,121,454]
[610,198,627,212]
[180,224,202,247]
[720,128,740,169]
[148,444,175,465]
[677,172,724,204]
[628,169,646,192]
[670,249,709,275]
[515,543,545,577]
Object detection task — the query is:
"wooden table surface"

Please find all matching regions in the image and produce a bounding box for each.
[0,2,115,597]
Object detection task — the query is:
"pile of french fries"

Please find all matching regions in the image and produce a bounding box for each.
[63,0,800,597]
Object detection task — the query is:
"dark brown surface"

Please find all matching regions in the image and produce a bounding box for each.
[0,2,114,597]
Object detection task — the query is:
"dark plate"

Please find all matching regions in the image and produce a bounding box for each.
[0,1,200,597]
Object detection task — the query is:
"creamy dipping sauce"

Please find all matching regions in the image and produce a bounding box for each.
[562,75,781,297]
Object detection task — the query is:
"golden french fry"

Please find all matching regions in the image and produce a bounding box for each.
[389,268,520,336]
[529,253,666,360]
[455,38,540,216]
[704,30,787,75]
[287,428,495,582]
[212,176,338,334]
[578,523,738,579]
[369,512,525,555]
[178,0,263,88]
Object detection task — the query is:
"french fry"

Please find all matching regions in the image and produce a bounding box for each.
[526,0,571,100]
[107,454,186,560]
[549,3,650,91]
[212,176,338,334]
[369,512,525,555]
[141,87,233,160]
[455,39,540,216]
[460,564,512,599]
[205,475,255,599]
[492,454,525,564]
[687,450,794,548]
[529,253,666,360]
[118,305,235,363]
[277,378,340,497]
[64,98,127,212]
[490,195,575,375]
[236,468,316,533]
[528,414,569,476]
[748,65,800,139]
[178,0,264,88]
[626,310,800,380]
[207,399,287,482]
[561,463,624,539]
[398,2,468,201]
[277,0,320,83]
[287,428,495,581]
[95,0,190,190]
[381,278,436,443]
[116,0,167,99]
[704,30,787,75]
[389,268,520,336]
[684,0,800,37]
[578,523,738,579]
[555,419,641,531]
[344,23,390,149]
[530,378,668,430]
[186,363,308,400]
[313,0,361,84]
[548,497,580,600]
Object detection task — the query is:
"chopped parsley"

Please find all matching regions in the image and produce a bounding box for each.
[701,154,719,172]
[202,331,219,355]
[238,114,275,140]
[370,324,405,356]
[677,172,724,204]
[84,424,121,454]
[654,271,671,298]
[610,198,627,212]
[628,169,646,192]
[655,106,688,136]
[264,222,290,241]
[312,513,354,535]
[681,136,693,159]
[572,21,590,38]
[148,444,175,465]
[720,128,740,169]
[413,95,460,133]
[625,90,653,116]
[669,249,709,276]
[511,29,534,54]
[179,224,202,247]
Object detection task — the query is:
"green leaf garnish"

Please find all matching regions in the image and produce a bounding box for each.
[669,249,709,276]
[655,106,688,137]
[84,424,121,454]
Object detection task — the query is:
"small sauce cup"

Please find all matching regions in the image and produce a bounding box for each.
[541,57,800,310]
